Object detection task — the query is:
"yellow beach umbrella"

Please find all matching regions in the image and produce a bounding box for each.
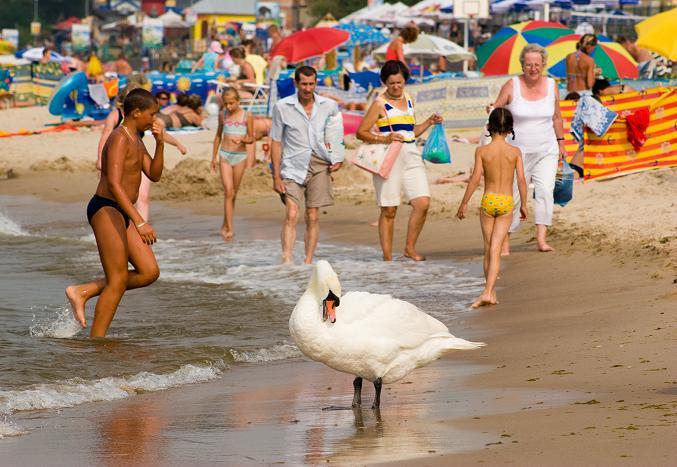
[635,7,677,60]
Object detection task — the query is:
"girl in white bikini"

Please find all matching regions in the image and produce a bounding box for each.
[211,87,254,241]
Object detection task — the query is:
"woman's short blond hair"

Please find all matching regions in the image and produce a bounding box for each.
[519,44,548,68]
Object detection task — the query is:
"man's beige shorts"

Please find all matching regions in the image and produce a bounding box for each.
[373,142,430,207]
[283,154,334,209]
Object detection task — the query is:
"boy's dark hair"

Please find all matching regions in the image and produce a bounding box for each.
[294,65,317,82]
[564,91,581,101]
[155,89,169,99]
[487,107,514,136]
[380,60,410,84]
[123,88,157,116]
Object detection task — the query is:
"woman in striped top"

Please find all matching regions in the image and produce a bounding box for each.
[357,60,443,261]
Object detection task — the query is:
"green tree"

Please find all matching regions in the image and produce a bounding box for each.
[0,0,87,46]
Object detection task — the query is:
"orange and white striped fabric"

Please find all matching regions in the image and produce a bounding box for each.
[561,87,677,181]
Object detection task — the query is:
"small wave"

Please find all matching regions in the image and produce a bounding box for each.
[230,343,302,363]
[29,304,84,339]
[0,362,225,414]
[0,211,29,237]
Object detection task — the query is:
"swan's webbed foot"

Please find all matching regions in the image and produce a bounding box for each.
[352,376,362,408]
[371,377,382,409]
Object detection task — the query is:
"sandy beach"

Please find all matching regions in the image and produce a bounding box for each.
[1,106,675,465]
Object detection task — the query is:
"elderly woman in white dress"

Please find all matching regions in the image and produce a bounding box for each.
[491,44,567,253]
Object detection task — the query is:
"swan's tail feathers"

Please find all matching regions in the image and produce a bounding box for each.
[442,336,486,351]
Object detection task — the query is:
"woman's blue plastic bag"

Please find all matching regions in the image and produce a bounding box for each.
[553,160,574,207]
[422,124,451,164]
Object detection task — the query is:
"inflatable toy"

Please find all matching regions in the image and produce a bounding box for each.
[48,72,111,121]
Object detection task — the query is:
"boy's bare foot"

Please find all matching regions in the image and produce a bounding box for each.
[282,255,294,265]
[403,249,426,261]
[65,286,87,328]
[537,242,553,252]
[220,228,234,242]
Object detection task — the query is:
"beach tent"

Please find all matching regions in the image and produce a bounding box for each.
[343,2,410,24]
[334,23,389,47]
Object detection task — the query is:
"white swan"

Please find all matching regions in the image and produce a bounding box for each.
[289,260,485,409]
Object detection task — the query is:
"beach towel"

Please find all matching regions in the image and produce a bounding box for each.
[422,124,451,164]
[570,94,617,142]
[324,112,345,161]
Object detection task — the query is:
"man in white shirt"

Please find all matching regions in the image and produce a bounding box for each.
[270,66,343,264]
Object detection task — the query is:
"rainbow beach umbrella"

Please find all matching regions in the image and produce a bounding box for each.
[477,20,573,75]
[546,34,638,80]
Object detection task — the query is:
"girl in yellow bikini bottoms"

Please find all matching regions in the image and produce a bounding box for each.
[211,87,254,241]
[456,108,528,308]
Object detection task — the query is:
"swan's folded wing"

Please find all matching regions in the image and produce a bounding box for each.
[339,292,451,349]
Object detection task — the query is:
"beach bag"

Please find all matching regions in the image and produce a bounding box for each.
[353,109,402,179]
[554,160,574,207]
[325,112,345,161]
[353,140,403,178]
[422,123,451,164]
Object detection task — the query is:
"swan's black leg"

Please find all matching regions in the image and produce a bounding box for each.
[352,377,362,407]
[372,377,382,409]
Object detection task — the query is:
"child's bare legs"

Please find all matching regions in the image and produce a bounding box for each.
[501,233,510,256]
[135,174,151,222]
[403,196,429,261]
[245,143,256,168]
[66,213,159,334]
[473,212,512,308]
[536,224,553,252]
[218,160,246,241]
[378,206,398,261]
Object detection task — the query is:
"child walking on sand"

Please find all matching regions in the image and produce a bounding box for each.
[211,88,254,241]
[66,89,164,337]
[456,108,528,308]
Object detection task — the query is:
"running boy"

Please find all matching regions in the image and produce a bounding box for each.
[456,108,528,308]
[211,87,254,241]
[66,89,164,337]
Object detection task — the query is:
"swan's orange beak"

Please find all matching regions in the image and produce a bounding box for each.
[322,290,340,323]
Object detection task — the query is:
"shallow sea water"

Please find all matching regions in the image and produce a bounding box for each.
[0,194,486,439]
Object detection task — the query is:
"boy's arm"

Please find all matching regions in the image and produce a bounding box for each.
[106,132,146,228]
[456,149,484,219]
[142,120,165,182]
[211,111,224,171]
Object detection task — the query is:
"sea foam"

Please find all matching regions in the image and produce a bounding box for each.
[0,362,225,414]
[0,211,28,237]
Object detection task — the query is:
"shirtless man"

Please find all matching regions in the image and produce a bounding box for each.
[66,89,164,337]
[565,34,599,93]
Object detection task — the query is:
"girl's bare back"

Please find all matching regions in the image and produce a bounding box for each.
[479,139,521,195]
